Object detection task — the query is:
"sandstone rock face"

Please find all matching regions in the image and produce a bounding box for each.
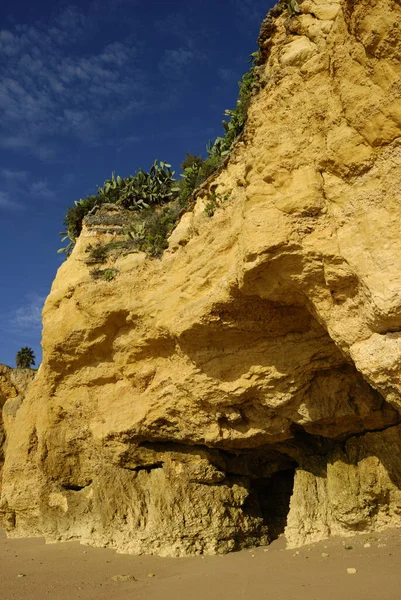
[286,424,401,547]
[0,365,35,482]
[2,0,401,554]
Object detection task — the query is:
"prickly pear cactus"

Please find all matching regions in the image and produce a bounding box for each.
[286,0,301,16]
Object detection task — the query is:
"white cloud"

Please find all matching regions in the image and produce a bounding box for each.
[0,190,23,210]
[0,6,147,157]
[1,168,28,181]
[31,179,54,199]
[159,47,204,80]
[117,134,142,151]
[12,294,45,331]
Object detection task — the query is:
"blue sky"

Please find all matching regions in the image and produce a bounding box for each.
[0,0,275,368]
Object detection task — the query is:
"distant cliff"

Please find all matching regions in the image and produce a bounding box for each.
[2,0,401,555]
[0,365,35,482]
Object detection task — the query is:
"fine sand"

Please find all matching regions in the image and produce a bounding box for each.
[1,527,401,600]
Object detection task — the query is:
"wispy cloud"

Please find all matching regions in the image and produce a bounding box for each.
[1,168,28,181]
[117,134,143,151]
[11,294,45,331]
[0,190,23,211]
[158,47,205,80]
[1,166,69,208]
[0,5,148,158]
[31,179,54,200]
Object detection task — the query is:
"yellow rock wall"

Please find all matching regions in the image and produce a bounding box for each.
[2,0,401,554]
[0,365,35,482]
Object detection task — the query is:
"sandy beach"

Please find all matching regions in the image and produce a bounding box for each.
[1,527,401,600]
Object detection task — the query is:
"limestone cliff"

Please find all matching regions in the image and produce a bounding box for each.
[2,0,401,555]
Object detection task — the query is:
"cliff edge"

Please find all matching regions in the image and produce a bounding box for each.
[2,0,401,555]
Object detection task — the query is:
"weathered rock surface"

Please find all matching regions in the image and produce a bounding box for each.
[286,424,401,547]
[2,0,401,555]
[0,365,35,482]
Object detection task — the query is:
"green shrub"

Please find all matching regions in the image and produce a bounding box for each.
[125,204,182,258]
[59,51,259,259]
[207,55,258,160]
[180,154,205,171]
[179,153,223,208]
[84,244,108,264]
[90,267,119,281]
[59,161,180,257]
[204,191,230,217]
[179,154,204,205]
[114,160,179,210]
[199,154,222,181]
[103,269,117,281]
[58,194,102,257]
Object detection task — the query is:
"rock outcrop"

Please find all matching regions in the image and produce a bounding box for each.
[2,0,401,554]
[0,365,35,483]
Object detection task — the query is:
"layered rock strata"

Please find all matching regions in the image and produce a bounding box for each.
[2,0,401,554]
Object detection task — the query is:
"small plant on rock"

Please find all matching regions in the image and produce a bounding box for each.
[90,267,119,281]
[204,191,230,217]
[84,244,108,264]
[286,0,301,16]
[103,269,117,281]
[125,204,182,258]
[206,52,259,162]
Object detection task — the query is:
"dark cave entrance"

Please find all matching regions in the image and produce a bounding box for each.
[252,468,296,541]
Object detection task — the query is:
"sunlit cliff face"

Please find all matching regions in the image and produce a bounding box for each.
[2,0,401,555]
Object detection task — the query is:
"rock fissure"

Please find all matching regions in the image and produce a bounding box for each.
[124,462,164,473]
[61,483,91,492]
[338,420,401,448]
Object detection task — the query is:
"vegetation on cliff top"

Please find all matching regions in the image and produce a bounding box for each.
[59,51,260,259]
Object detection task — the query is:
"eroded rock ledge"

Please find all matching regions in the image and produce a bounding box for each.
[2,0,401,555]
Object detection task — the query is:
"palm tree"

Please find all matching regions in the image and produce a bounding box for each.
[16,347,36,369]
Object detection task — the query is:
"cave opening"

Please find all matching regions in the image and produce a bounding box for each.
[252,468,296,541]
